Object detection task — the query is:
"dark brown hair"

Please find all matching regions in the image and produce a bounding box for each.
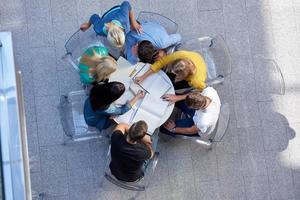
[128,120,148,142]
[89,82,125,111]
[137,40,158,64]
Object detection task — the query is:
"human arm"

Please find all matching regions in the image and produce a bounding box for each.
[164,120,199,135]
[105,90,144,116]
[128,90,145,106]
[140,135,154,158]
[129,9,142,33]
[119,1,142,34]
[114,123,130,134]
[161,94,188,103]
[134,68,154,84]
[150,51,190,73]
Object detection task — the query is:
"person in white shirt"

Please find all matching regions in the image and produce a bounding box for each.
[161,87,221,137]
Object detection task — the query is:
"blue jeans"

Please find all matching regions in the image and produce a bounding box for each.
[143,130,159,172]
[160,100,196,135]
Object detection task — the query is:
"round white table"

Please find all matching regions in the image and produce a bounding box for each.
[110,57,175,134]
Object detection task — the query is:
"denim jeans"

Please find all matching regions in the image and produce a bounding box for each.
[160,100,196,135]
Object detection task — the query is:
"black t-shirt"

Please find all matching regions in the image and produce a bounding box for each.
[109,130,151,182]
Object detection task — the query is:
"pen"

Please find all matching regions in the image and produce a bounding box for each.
[129,68,137,77]
[136,82,150,94]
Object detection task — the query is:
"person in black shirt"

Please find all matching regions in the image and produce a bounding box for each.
[109,121,154,182]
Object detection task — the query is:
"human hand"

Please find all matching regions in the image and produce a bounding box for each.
[141,134,152,144]
[134,76,144,84]
[161,94,179,103]
[154,50,166,61]
[136,90,145,99]
[163,120,176,131]
[132,21,143,34]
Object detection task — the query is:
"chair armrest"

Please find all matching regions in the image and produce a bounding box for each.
[63,53,80,72]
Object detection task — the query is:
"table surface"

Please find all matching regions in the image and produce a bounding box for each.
[110,57,175,134]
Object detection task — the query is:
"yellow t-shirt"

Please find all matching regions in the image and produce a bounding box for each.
[150,51,207,90]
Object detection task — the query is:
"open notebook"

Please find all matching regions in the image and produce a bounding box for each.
[117,94,169,133]
[116,64,172,134]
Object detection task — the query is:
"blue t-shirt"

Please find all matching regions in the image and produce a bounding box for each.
[91,1,131,36]
[124,21,182,64]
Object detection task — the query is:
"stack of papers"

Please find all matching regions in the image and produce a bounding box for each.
[116,64,172,134]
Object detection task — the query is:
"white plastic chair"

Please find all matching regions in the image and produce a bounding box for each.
[137,11,179,55]
[137,11,178,34]
[104,145,159,191]
[254,56,285,102]
[178,35,232,87]
[160,103,230,149]
[58,90,106,143]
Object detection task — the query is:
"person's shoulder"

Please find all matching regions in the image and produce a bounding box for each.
[112,130,125,139]
[203,87,221,104]
[202,87,217,96]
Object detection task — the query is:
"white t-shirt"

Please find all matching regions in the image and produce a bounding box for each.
[193,87,221,136]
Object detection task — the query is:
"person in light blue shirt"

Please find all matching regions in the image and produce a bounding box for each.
[80,1,142,49]
[124,21,182,64]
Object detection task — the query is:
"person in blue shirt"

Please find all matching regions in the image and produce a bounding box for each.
[84,82,144,131]
[124,21,181,64]
[80,1,142,49]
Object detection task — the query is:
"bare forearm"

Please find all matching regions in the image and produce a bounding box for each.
[142,69,154,80]
[128,96,139,107]
[176,94,188,101]
[174,126,199,135]
[129,10,137,26]
[144,142,154,158]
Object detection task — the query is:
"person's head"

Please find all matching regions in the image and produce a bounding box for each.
[185,92,208,110]
[171,59,195,82]
[95,56,117,82]
[80,48,103,68]
[89,82,125,111]
[137,40,158,64]
[128,120,148,142]
[107,22,125,49]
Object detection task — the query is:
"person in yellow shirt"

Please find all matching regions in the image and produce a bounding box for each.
[135,50,207,103]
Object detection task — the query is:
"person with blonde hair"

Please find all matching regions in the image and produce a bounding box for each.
[161,87,221,137]
[80,1,142,49]
[135,50,207,103]
[79,45,117,84]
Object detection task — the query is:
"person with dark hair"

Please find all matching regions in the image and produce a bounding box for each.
[83,82,144,131]
[124,21,181,64]
[110,121,154,182]
[160,87,221,137]
[136,40,168,64]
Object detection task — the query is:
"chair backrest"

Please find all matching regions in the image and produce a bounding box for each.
[137,11,178,34]
[179,35,232,81]
[58,90,101,142]
[64,28,102,71]
[254,56,285,101]
[58,95,76,137]
[211,103,230,142]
